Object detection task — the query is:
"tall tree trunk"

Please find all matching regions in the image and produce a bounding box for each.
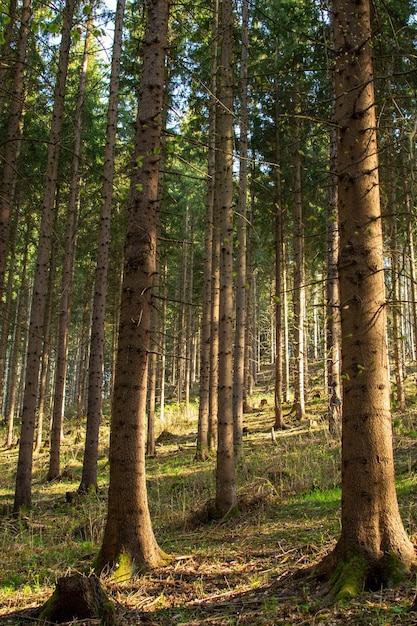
[292,107,306,421]
[389,193,406,411]
[405,200,417,366]
[48,8,93,481]
[314,0,416,597]
[233,0,248,457]
[273,61,285,430]
[5,221,30,447]
[215,0,237,517]
[0,0,31,407]
[0,0,17,118]
[14,0,75,511]
[79,0,125,493]
[0,0,31,304]
[97,0,169,573]
[327,126,342,436]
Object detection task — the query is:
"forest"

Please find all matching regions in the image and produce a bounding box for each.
[1,0,417,623]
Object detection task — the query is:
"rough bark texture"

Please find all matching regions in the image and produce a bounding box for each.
[37,574,114,625]
[316,0,416,598]
[215,0,238,517]
[96,0,169,574]
[233,0,248,457]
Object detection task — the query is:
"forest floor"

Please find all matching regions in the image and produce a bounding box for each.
[2,384,417,625]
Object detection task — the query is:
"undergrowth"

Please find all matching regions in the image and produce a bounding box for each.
[1,391,417,624]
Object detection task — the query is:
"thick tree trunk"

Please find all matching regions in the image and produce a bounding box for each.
[315,0,416,598]
[79,0,125,493]
[97,0,169,574]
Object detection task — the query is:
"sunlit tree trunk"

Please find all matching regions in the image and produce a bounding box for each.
[280,244,290,403]
[327,126,342,436]
[79,0,125,493]
[233,0,248,457]
[315,0,416,596]
[97,0,169,573]
[292,106,306,421]
[14,0,75,511]
[215,0,237,517]
[273,61,285,430]
[405,202,417,365]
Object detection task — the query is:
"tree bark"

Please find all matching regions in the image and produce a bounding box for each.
[215,0,238,517]
[48,7,93,481]
[79,0,125,493]
[315,0,416,598]
[292,104,306,421]
[14,0,75,511]
[233,0,248,457]
[97,0,169,573]
[273,59,285,430]
[326,125,342,436]
[0,0,31,305]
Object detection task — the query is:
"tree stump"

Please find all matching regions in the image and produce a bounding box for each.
[37,573,115,624]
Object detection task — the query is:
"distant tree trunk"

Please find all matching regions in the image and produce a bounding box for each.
[0,0,17,117]
[196,52,215,459]
[292,107,306,421]
[215,0,237,517]
[79,0,125,493]
[244,186,255,404]
[34,239,57,454]
[14,0,75,512]
[209,205,220,450]
[0,212,19,419]
[158,262,167,428]
[327,126,342,436]
[282,246,290,403]
[233,0,248,457]
[314,0,416,597]
[146,342,157,457]
[405,199,417,366]
[389,194,406,411]
[97,0,169,573]
[5,222,30,447]
[0,0,31,305]
[273,65,284,430]
[0,0,31,408]
[48,9,93,481]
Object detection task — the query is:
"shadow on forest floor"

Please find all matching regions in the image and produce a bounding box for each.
[2,397,417,625]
